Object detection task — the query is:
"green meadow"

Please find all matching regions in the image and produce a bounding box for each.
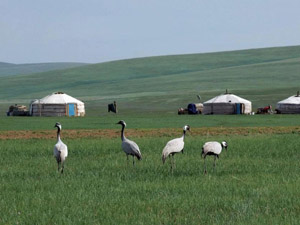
[0,114,300,131]
[1,114,300,224]
[0,132,300,224]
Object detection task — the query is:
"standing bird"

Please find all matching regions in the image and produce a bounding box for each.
[202,141,228,174]
[53,122,68,173]
[117,120,142,165]
[162,125,190,171]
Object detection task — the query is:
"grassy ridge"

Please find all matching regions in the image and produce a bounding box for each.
[0,46,300,115]
[0,134,299,224]
[0,62,88,77]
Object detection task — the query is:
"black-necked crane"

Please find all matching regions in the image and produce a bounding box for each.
[53,122,68,173]
[162,125,190,171]
[202,141,228,174]
[117,120,142,165]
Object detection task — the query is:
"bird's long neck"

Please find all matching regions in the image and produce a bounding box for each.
[121,125,125,141]
[57,127,61,142]
[182,130,186,140]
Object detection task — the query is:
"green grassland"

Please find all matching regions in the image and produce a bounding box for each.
[0,114,300,131]
[0,46,300,115]
[1,133,300,224]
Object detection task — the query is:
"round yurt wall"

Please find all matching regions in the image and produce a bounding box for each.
[30,92,85,117]
[276,92,300,114]
[203,93,252,115]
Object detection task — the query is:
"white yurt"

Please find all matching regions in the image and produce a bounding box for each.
[203,91,252,115]
[276,92,300,114]
[30,92,85,117]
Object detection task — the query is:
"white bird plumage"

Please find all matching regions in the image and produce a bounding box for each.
[53,122,68,173]
[202,141,228,174]
[117,120,142,165]
[162,125,190,171]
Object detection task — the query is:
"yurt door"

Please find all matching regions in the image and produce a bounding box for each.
[236,103,241,114]
[68,104,75,116]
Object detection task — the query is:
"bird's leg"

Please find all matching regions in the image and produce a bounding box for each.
[169,155,173,173]
[61,162,64,174]
[213,156,217,173]
[132,156,135,166]
[173,154,176,169]
[204,158,207,174]
[127,154,129,166]
[57,154,61,173]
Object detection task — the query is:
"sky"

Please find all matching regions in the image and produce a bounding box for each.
[1,0,300,64]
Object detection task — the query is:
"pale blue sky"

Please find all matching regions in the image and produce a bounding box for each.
[1,0,300,63]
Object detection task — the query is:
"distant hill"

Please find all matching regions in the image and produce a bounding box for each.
[0,46,300,115]
[0,62,15,66]
[0,62,89,77]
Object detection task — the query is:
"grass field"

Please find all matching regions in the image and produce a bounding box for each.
[1,114,300,131]
[0,130,300,224]
[0,115,300,224]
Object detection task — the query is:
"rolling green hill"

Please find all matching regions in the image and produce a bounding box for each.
[0,62,88,77]
[0,62,15,67]
[0,46,300,115]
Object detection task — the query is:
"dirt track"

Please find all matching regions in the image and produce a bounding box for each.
[0,126,299,140]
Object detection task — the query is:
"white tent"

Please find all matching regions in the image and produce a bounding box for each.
[276,93,300,114]
[203,93,252,115]
[30,92,85,117]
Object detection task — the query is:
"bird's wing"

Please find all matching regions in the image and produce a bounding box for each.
[203,142,222,155]
[122,139,142,158]
[54,141,68,158]
[162,137,184,157]
[53,146,60,158]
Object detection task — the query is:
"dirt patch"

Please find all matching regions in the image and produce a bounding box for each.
[0,126,299,140]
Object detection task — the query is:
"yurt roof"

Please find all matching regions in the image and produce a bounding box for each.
[204,94,251,104]
[32,92,84,104]
[277,95,300,104]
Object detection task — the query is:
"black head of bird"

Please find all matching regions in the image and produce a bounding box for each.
[54,122,62,130]
[201,148,205,158]
[116,120,126,127]
[184,125,190,132]
[221,141,228,151]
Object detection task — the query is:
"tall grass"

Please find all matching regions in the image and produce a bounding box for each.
[0,134,299,224]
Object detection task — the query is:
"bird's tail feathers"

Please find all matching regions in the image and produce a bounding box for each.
[56,151,62,162]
